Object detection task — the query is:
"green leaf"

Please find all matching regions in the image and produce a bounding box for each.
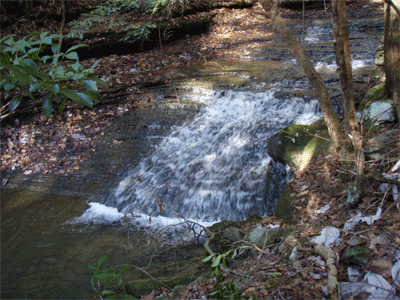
[117,266,131,277]
[76,92,94,107]
[54,83,59,93]
[9,98,20,112]
[222,258,227,269]
[4,82,15,92]
[72,60,80,72]
[51,43,61,54]
[14,40,28,53]
[65,44,89,54]
[0,62,31,85]
[0,34,16,45]
[21,58,39,74]
[42,98,53,119]
[89,59,101,71]
[29,83,42,93]
[211,256,221,268]
[19,59,50,81]
[65,52,79,60]
[26,47,41,55]
[101,290,116,296]
[81,90,101,102]
[202,255,214,263]
[52,54,62,66]
[86,76,107,87]
[41,55,51,63]
[58,98,67,115]
[97,255,108,267]
[83,80,98,92]
[121,295,137,300]
[117,277,123,285]
[87,264,97,270]
[96,273,114,280]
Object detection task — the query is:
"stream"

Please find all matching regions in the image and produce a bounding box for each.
[1,12,384,299]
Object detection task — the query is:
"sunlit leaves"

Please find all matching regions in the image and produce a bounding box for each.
[83,80,98,92]
[0,32,105,120]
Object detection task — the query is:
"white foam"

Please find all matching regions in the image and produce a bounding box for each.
[69,202,124,224]
[70,201,216,230]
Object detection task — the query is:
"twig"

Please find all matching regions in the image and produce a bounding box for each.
[124,264,172,290]
[385,0,400,17]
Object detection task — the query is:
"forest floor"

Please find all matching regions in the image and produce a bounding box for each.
[1,1,400,299]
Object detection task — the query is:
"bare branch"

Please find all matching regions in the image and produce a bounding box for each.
[385,0,400,17]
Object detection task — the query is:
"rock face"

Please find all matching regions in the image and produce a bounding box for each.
[358,100,396,125]
[266,122,332,170]
[245,227,270,248]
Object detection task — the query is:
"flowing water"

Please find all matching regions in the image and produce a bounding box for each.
[1,13,384,299]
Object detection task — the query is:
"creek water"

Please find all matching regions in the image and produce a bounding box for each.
[1,13,383,299]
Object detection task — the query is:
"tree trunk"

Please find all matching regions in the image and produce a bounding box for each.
[331,0,364,191]
[259,0,346,150]
[384,0,400,120]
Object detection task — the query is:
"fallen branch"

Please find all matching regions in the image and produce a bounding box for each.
[124,264,172,290]
[314,245,339,300]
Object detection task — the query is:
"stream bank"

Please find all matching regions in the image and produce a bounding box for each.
[2,1,398,299]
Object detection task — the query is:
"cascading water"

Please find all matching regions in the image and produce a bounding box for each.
[75,15,384,226]
[102,90,321,223]
[1,10,385,300]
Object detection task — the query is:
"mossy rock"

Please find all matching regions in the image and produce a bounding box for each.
[274,185,294,223]
[267,121,333,170]
[207,220,237,233]
[345,246,372,266]
[358,81,385,111]
[125,276,192,298]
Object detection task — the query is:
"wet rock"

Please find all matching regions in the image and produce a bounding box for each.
[346,246,372,266]
[222,227,245,243]
[274,185,294,223]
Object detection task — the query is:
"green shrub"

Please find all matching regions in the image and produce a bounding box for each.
[88,255,137,300]
[0,32,105,120]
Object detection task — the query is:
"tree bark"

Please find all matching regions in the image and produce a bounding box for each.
[259,0,346,150]
[384,0,400,120]
[331,0,364,190]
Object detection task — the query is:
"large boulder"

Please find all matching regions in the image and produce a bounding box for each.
[266,122,333,170]
[358,82,397,125]
[358,100,396,125]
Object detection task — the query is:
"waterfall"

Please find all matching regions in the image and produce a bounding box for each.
[73,16,383,226]
[97,89,322,223]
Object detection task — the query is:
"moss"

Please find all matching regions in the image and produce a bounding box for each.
[266,225,297,246]
[359,82,385,111]
[207,220,236,233]
[267,121,333,170]
[274,185,293,223]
